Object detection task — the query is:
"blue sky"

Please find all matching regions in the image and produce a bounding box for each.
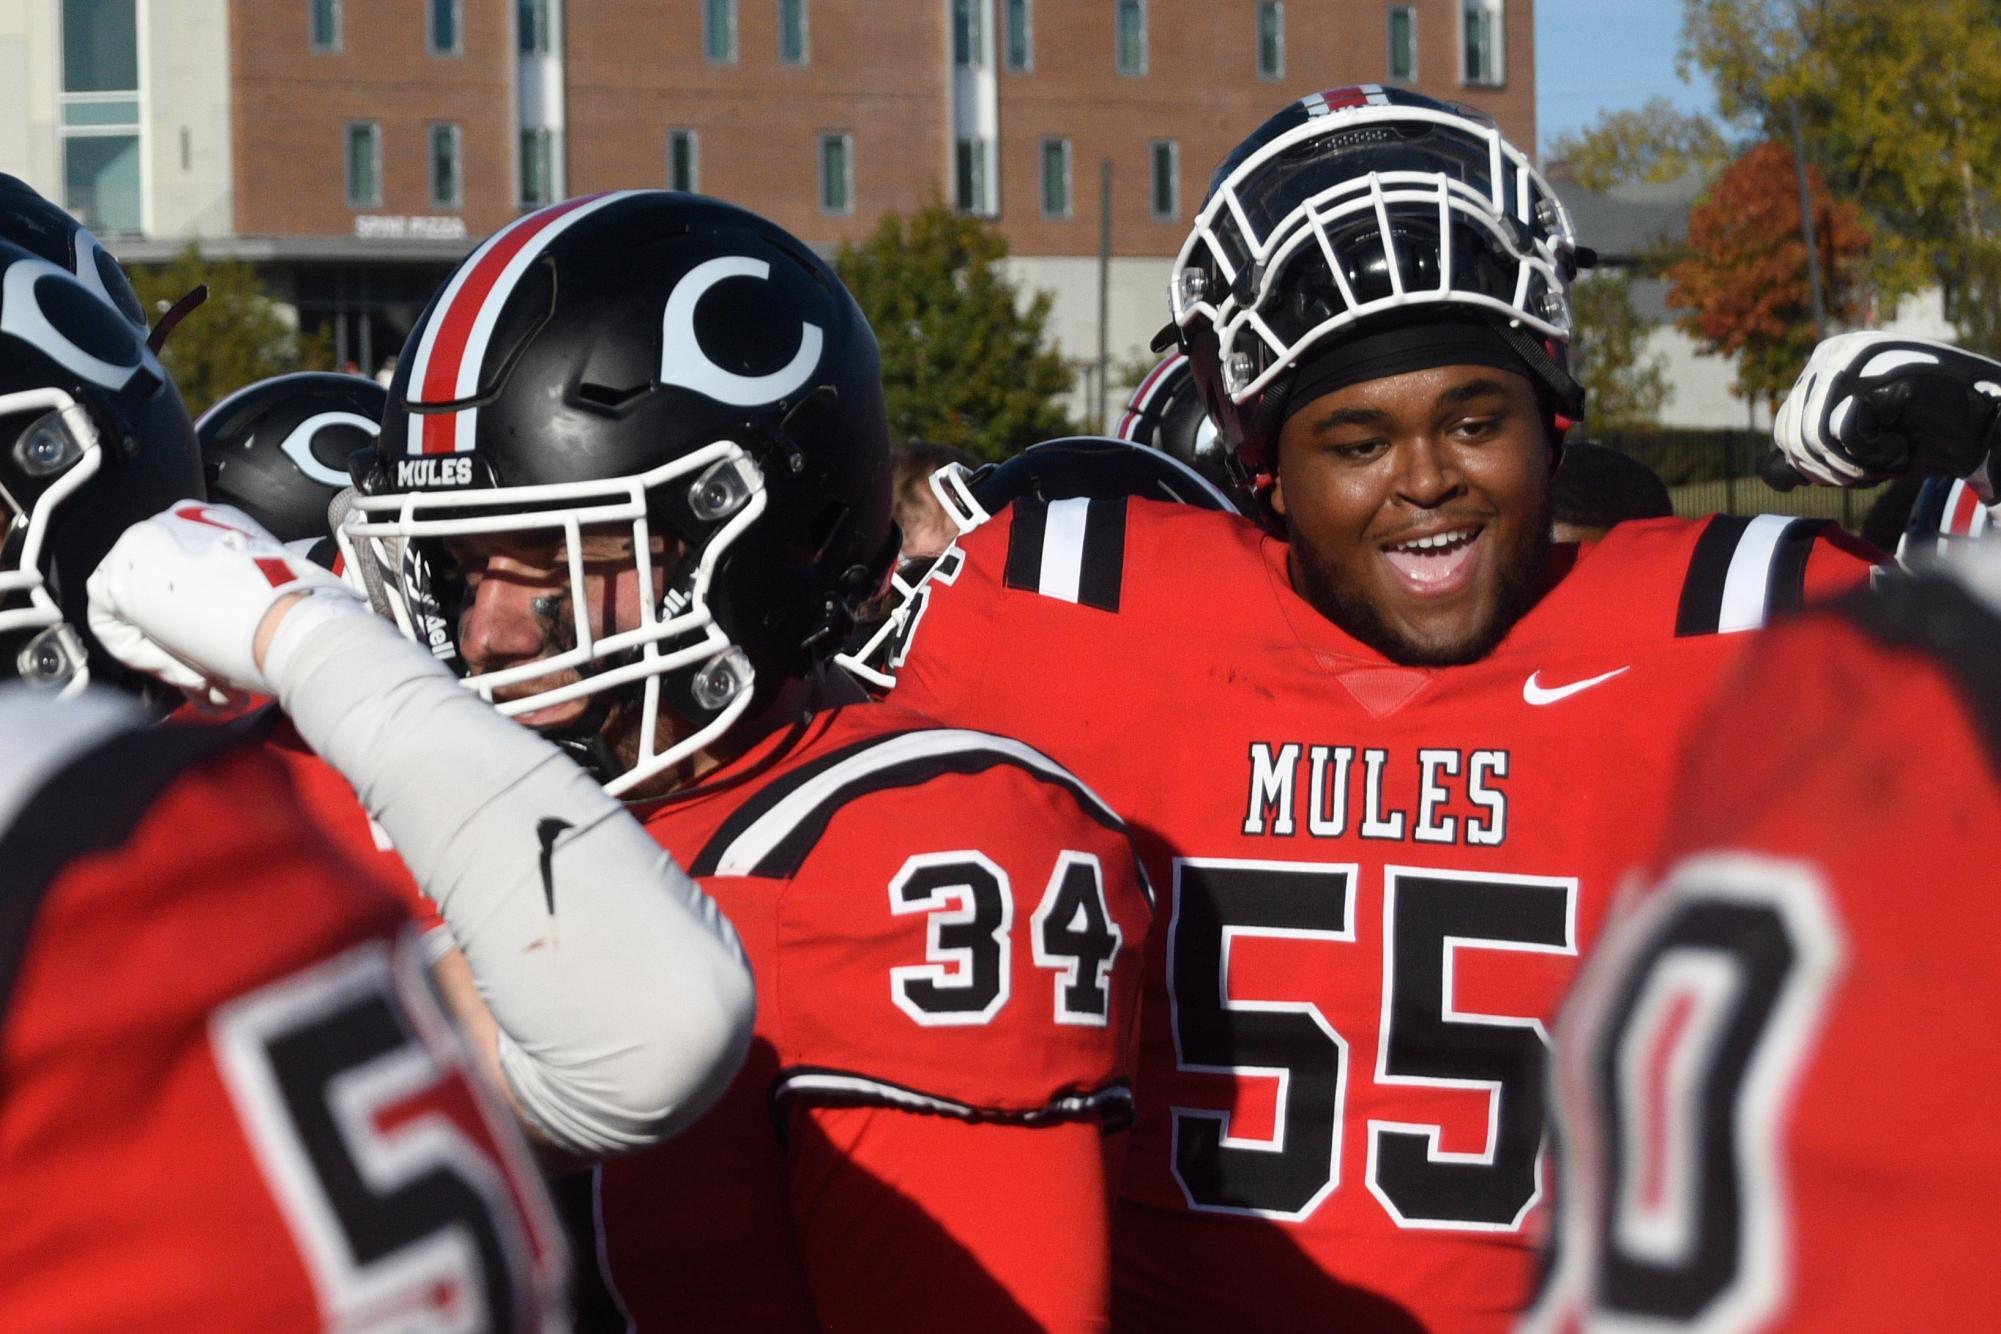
[1533,0,1721,156]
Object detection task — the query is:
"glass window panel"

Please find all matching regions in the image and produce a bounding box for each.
[1005,0,1031,70]
[431,125,461,207]
[63,132,140,233]
[429,0,461,54]
[61,99,141,127]
[953,0,982,67]
[520,128,550,206]
[519,0,549,53]
[1389,6,1416,81]
[1151,140,1178,220]
[780,0,807,62]
[668,130,698,192]
[819,133,851,214]
[1116,0,1145,75]
[346,123,380,206]
[1257,3,1283,79]
[705,0,737,61]
[62,0,138,92]
[1040,139,1069,218]
[311,0,342,52]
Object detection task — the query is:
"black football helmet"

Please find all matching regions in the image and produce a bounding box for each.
[0,174,149,336]
[346,191,895,794]
[838,435,1240,689]
[0,238,204,700]
[1166,86,1584,477]
[1115,352,1240,494]
[198,372,385,551]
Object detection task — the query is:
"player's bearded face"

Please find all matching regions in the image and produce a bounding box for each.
[444,527,678,773]
[1272,364,1553,666]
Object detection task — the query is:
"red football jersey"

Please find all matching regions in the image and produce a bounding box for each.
[577,701,1152,1331]
[0,707,564,1332]
[891,499,1875,1332]
[1526,569,2001,1333]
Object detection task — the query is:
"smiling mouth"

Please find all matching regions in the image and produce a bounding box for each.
[1380,525,1484,595]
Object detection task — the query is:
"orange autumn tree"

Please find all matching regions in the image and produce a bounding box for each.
[1666,141,1869,412]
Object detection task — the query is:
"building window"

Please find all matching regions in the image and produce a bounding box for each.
[61,0,141,234]
[519,0,551,53]
[953,0,983,67]
[520,128,552,207]
[428,0,462,54]
[310,0,342,52]
[1256,3,1284,79]
[430,123,462,208]
[1004,0,1031,71]
[668,128,699,192]
[703,0,737,61]
[346,121,382,208]
[1388,5,1417,82]
[1150,139,1179,221]
[819,132,852,215]
[1039,137,1071,218]
[955,136,993,215]
[1115,0,1146,75]
[1462,0,1502,85]
[778,0,808,63]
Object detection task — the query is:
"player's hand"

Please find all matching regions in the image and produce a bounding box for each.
[87,501,365,704]
[1772,332,2001,492]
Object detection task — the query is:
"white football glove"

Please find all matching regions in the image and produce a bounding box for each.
[87,501,367,704]
[1773,332,2001,496]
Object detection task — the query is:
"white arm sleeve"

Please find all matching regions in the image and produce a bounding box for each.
[268,609,754,1159]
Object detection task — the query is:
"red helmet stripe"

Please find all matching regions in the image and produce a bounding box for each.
[405,192,630,456]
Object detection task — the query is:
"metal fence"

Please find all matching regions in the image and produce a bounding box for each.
[1588,428,1891,533]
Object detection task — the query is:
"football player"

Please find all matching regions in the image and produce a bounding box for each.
[1528,333,2001,1331]
[150,191,1152,1331]
[0,215,755,1178]
[887,88,1877,1331]
[0,239,570,1328]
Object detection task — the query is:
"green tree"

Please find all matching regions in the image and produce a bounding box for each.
[836,201,1075,461]
[128,246,334,417]
[1665,141,1870,410]
[1546,98,1731,194]
[1680,0,2001,353]
[1568,271,1671,430]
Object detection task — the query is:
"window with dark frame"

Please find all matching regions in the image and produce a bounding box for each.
[519,0,551,54]
[953,0,982,67]
[520,128,552,207]
[955,136,992,214]
[1462,0,1502,85]
[1150,139,1179,221]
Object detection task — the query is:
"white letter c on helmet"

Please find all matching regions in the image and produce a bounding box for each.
[659,256,824,407]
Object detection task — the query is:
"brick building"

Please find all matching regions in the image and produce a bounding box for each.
[0,0,1534,418]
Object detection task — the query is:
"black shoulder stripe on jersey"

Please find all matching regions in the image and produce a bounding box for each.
[0,716,263,1043]
[688,730,1128,881]
[1675,514,1754,636]
[687,727,929,877]
[1831,574,2001,778]
[1002,495,1128,613]
[767,1066,1135,1138]
[1766,517,1835,621]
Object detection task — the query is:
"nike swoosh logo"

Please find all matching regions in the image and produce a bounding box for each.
[1523,666,1629,706]
[536,817,573,914]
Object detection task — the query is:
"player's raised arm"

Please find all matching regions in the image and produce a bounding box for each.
[88,501,755,1163]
